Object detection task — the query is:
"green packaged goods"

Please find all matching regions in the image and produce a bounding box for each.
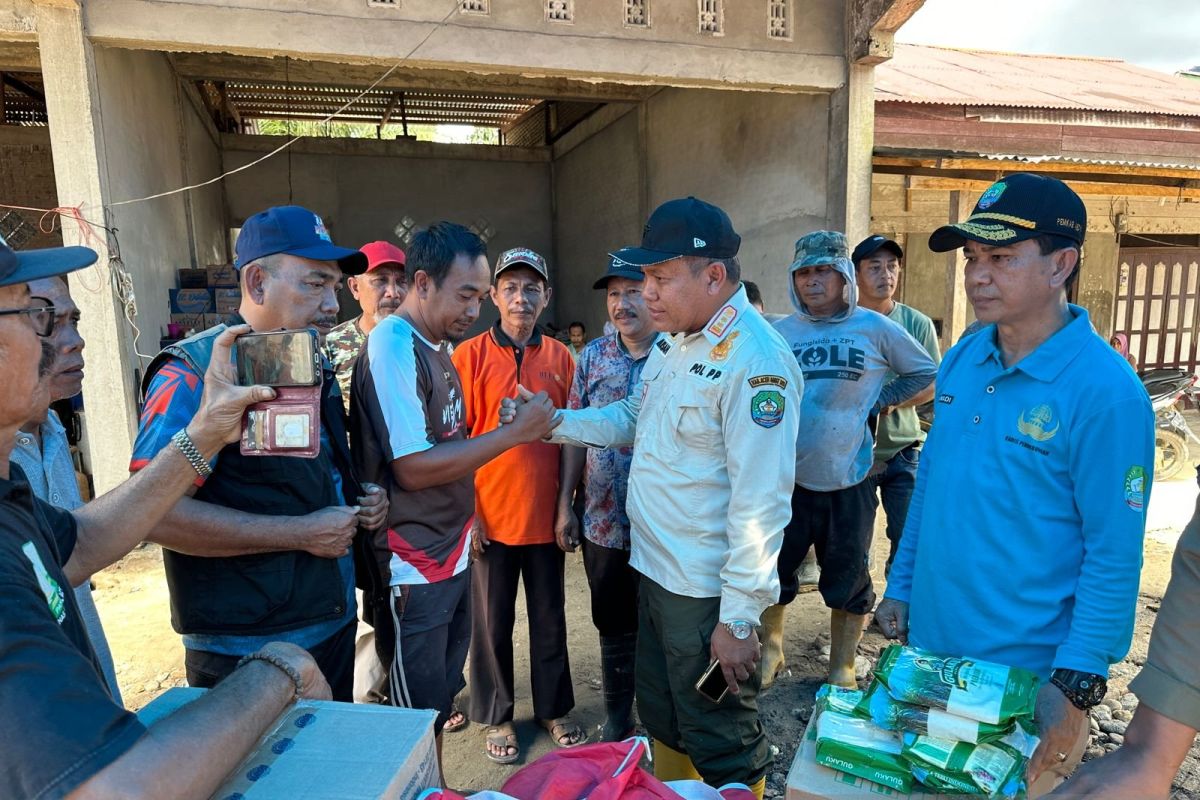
[874,645,1040,725]
[813,688,913,794]
[901,725,1040,799]
[856,680,1015,745]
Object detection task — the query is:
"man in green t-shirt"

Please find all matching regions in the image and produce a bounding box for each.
[852,236,941,574]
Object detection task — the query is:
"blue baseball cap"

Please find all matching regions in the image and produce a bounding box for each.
[234,206,368,274]
[0,232,97,288]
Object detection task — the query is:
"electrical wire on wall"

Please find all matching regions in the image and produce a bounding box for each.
[15,1,463,363]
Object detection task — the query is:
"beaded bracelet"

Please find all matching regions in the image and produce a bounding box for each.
[236,651,304,700]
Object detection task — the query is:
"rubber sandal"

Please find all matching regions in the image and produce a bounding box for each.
[442,706,468,733]
[540,716,588,748]
[485,724,520,764]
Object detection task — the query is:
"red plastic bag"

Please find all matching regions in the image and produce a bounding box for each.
[501,737,676,799]
[418,738,757,800]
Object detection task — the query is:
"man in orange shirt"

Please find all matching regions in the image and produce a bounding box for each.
[452,247,582,764]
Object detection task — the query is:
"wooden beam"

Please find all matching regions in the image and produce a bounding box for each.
[0,72,5,125]
[380,91,400,127]
[875,154,1200,181]
[1,71,42,102]
[906,175,1200,200]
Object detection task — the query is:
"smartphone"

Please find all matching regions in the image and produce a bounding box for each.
[695,658,733,704]
[235,329,321,388]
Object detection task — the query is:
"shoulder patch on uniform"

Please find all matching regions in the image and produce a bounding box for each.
[655,338,672,355]
[750,390,785,428]
[709,331,740,362]
[687,361,724,383]
[748,375,787,390]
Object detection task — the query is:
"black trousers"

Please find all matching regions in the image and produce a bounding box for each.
[581,537,640,637]
[776,480,877,613]
[184,620,357,702]
[468,540,575,725]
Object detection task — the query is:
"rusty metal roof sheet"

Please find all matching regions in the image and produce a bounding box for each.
[878,44,1200,117]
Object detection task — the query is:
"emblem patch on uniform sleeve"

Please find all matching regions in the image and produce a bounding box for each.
[1123,465,1146,511]
[750,390,785,428]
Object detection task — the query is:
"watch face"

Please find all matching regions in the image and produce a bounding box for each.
[728,621,752,640]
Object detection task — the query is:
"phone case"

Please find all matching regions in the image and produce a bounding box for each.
[239,382,322,458]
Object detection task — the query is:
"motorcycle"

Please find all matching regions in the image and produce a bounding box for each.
[1140,368,1200,481]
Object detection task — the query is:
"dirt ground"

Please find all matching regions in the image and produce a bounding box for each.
[95,462,1200,797]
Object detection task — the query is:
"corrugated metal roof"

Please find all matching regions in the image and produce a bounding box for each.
[878,44,1200,117]
[980,153,1200,171]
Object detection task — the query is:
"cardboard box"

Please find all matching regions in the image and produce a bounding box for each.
[214,288,242,314]
[138,687,440,799]
[170,313,206,334]
[787,715,953,800]
[169,288,214,314]
[208,263,238,287]
[203,313,225,329]
[177,268,209,289]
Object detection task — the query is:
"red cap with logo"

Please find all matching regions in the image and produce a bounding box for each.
[359,241,407,272]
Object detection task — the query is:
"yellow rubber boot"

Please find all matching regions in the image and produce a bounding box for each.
[747,776,766,799]
[827,609,866,688]
[653,739,702,782]
[759,604,786,691]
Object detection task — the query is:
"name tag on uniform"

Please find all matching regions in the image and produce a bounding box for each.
[687,362,723,383]
[937,393,954,404]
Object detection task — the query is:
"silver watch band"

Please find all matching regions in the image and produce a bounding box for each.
[172,428,213,478]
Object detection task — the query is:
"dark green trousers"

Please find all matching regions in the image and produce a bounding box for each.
[635,578,771,787]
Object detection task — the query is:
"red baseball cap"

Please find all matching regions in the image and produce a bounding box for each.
[359,241,407,272]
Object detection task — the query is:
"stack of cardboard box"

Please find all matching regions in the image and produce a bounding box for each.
[168,264,241,337]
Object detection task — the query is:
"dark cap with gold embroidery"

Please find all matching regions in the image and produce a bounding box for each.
[929,173,1086,252]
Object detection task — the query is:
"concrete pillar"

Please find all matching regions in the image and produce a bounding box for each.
[941,190,971,349]
[827,63,875,242]
[1077,232,1120,338]
[36,0,140,493]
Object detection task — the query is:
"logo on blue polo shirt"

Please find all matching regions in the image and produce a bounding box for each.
[1124,465,1146,511]
[22,541,66,624]
[1016,404,1059,442]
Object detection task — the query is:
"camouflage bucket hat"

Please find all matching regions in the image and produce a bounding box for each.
[789,230,849,271]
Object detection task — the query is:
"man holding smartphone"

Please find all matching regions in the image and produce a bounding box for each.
[131,206,388,700]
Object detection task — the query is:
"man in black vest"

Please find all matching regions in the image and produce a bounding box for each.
[132,206,387,700]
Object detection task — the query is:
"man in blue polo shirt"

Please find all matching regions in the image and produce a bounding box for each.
[876,174,1155,795]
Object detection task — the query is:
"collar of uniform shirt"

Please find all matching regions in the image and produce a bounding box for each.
[971,304,1094,383]
[699,285,752,346]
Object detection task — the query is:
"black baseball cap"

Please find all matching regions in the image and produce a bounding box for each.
[495,247,550,282]
[593,248,646,289]
[929,173,1086,252]
[610,197,741,267]
[852,235,903,265]
[234,205,367,274]
[0,232,97,288]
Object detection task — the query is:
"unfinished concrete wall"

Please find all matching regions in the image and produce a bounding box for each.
[81,0,846,92]
[221,136,553,331]
[0,126,62,248]
[643,87,831,315]
[552,107,642,335]
[180,90,228,266]
[93,45,223,363]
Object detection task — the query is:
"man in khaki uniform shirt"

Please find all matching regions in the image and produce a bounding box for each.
[513,198,802,797]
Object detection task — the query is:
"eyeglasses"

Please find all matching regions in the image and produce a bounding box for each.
[0,296,56,337]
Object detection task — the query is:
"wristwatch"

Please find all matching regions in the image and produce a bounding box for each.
[1050,668,1107,710]
[723,620,754,640]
